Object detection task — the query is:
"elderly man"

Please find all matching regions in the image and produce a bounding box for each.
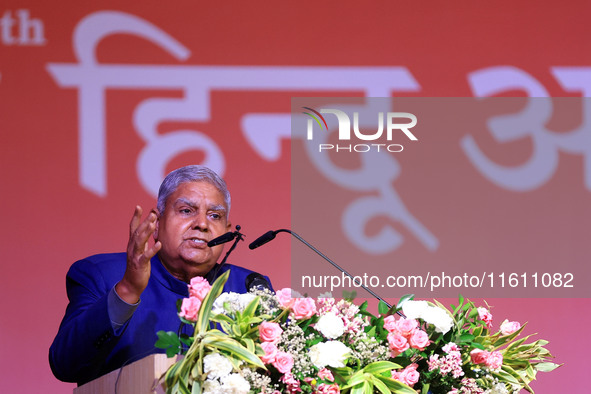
[49,165,272,385]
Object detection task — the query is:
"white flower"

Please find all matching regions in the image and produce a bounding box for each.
[203,353,233,380]
[237,293,256,311]
[315,312,345,339]
[203,379,222,394]
[318,291,333,298]
[401,300,453,334]
[422,306,454,334]
[309,341,350,368]
[221,373,250,394]
[401,300,429,319]
[212,292,239,315]
[212,292,257,315]
[486,382,509,394]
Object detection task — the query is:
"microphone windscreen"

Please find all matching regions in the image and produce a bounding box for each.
[207,232,235,247]
[245,273,271,292]
[248,230,276,250]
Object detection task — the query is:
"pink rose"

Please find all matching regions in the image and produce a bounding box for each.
[317,383,340,393]
[291,298,317,320]
[408,328,430,350]
[273,351,294,373]
[397,318,419,337]
[179,297,201,322]
[500,319,521,336]
[259,321,283,343]
[387,332,409,356]
[276,288,295,309]
[318,367,334,382]
[400,363,420,387]
[486,350,503,370]
[470,348,490,365]
[477,307,493,329]
[188,276,211,301]
[261,341,278,364]
[383,315,398,333]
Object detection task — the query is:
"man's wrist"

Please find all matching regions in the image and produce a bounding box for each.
[115,279,142,304]
[108,286,140,330]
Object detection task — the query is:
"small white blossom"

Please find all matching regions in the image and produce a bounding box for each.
[315,312,345,339]
[309,341,350,368]
[212,292,255,315]
[203,379,222,394]
[203,353,233,380]
[401,300,453,334]
[221,373,250,394]
[422,306,454,334]
[401,300,429,319]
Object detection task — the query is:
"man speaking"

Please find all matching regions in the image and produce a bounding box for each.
[49,165,272,385]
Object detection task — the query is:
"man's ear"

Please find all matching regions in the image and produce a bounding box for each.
[152,208,160,240]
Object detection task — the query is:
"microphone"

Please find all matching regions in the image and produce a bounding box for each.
[245,272,272,292]
[249,228,398,311]
[208,232,237,247]
[248,230,277,250]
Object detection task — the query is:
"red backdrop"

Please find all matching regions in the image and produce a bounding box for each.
[0,1,589,392]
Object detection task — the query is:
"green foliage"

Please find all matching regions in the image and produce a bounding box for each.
[159,271,267,393]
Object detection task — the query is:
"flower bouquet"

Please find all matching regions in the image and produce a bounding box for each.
[155,272,559,393]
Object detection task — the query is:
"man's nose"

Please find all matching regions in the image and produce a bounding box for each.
[191,212,209,231]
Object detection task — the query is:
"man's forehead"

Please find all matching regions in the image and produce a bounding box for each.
[168,181,227,208]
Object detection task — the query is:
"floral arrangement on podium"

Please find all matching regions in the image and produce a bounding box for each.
[155,271,559,394]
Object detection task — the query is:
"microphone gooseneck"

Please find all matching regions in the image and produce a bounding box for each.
[249,228,399,312]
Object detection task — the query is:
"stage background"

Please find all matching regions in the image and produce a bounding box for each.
[0,1,589,392]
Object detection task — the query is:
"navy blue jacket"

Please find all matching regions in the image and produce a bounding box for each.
[49,253,272,384]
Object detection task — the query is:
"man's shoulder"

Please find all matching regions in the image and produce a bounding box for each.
[68,253,127,280]
[221,263,267,279]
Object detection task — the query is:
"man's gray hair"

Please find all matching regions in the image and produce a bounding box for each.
[157,165,231,215]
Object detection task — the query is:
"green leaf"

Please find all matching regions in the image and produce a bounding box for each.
[350,386,365,394]
[210,313,234,324]
[535,362,562,372]
[359,301,368,312]
[378,300,389,315]
[177,376,192,394]
[396,294,414,309]
[344,371,366,387]
[191,381,201,394]
[241,296,260,318]
[197,270,230,333]
[458,333,475,343]
[203,336,266,369]
[155,331,181,348]
[242,337,255,352]
[377,376,417,394]
[363,361,401,375]
[371,376,390,394]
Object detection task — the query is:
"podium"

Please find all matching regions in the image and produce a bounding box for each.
[73,354,179,394]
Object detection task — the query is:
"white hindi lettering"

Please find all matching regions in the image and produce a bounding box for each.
[462,66,591,192]
[47,10,421,201]
[49,12,590,256]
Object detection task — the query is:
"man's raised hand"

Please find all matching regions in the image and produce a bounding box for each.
[115,206,162,304]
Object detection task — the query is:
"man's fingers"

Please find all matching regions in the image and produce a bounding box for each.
[131,212,158,252]
[145,241,162,261]
[129,205,143,237]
